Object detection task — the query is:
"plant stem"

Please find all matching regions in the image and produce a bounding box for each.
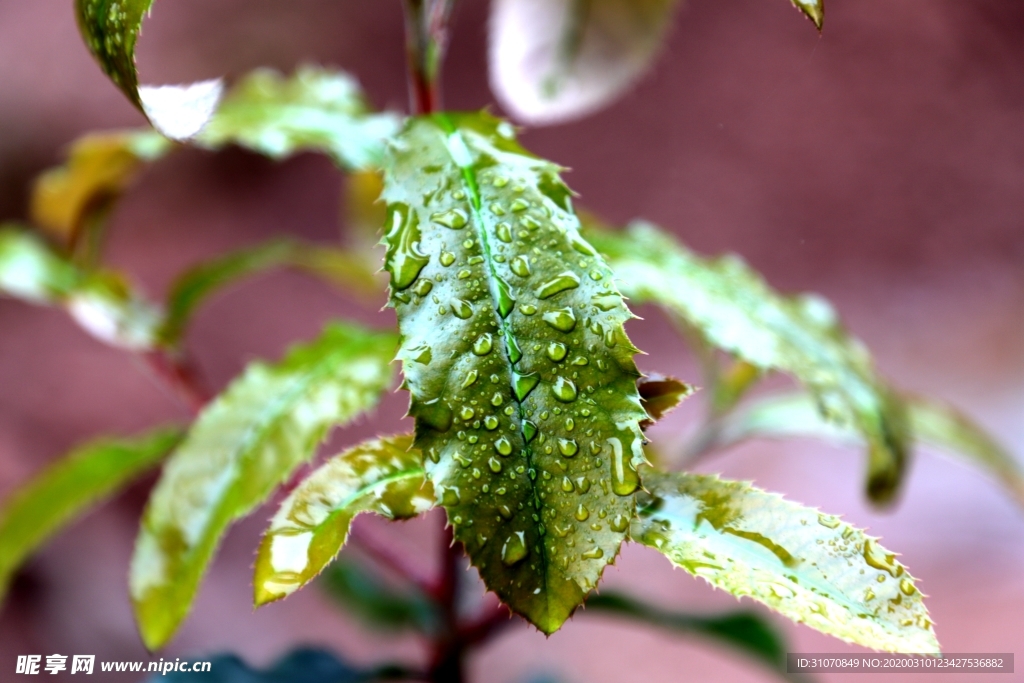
[402,0,455,115]
[140,350,211,415]
[427,522,466,683]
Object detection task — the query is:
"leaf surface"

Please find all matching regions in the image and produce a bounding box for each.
[75,0,223,139]
[638,373,694,429]
[712,392,1024,508]
[130,322,397,649]
[254,434,433,605]
[0,428,181,604]
[489,0,681,125]
[197,67,400,170]
[590,222,909,503]
[381,112,647,633]
[633,469,939,653]
[790,0,825,29]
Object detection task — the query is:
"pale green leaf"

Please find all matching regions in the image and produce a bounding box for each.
[381,113,647,633]
[0,225,162,350]
[196,67,400,170]
[633,469,939,653]
[160,238,382,346]
[489,0,681,125]
[129,322,397,649]
[710,392,1024,508]
[75,0,223,139]
[0,428,181,605]
[589,222,909,504]
[254,434,433,606]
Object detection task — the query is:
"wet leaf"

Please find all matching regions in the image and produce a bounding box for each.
[161,238,382,346]
[585,592,790,676]
[196,67,401,170]
[0,428,181,605]
[712,392,1024,508]
[320,557,439,634]
[0,225,162,350]
[489,0,681,125]
[254,434,433,605]
[381,112,647,633]
[75,0,223,139]
[589,222,909,504]
[633,469,939,653]
[129,322,397,649]
[638,373,694,429]
[31,131,173,246]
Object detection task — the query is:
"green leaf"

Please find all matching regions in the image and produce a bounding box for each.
[489,0,682,125]
[589,222,909,504]
[381,112,647,633]
[320,557,439,634]
[0,428,181,605]
[30,130,173,247]
[633,469,939,653]
[75,0,223,139]
[196,66,401,170]
[129,322,397,649]
[791,0,825,30]
[254,434,432,606]
[0,225,162,350]
[585,592,790,676]
[710,392,1024,508]
[638,373,694,429]
[160,238,382,346]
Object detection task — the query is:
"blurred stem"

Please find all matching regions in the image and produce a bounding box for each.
[428,523,465,683]
[140,350,210,415]
[402,0,455,115]
[349,523,435,595]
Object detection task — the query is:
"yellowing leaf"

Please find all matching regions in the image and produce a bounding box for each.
[791,0,825,30]
[254,434,432,605]
[381,113,647,633]
[590,222,909,504]
[489,0,681,125]
[75,0,223,139]
[197,67,401,170]
[0,428,181,605]
[633,470,939,653]
[129,322,397,649]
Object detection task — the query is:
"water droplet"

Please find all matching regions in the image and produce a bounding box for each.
[561,477,575,492]
[510,198,529,213]
[484,415,499,430]
[493,176,509,188]
[519,303,537,315]
[513,372,540,401]
[558,438,578,457]
[461,370,478,388]
[410,344,432,364]
[459,406,475,421]
[432,208,468,229]
[610,515,629,533]
[864,588,876,602]
[501,532,528,566]
[520,215,540,230]
[452,299,473,319]
[552,377,578,403]
[575,504,590,522]
[546,342,568,362]
[505,333,522,364]
[420,399,453,431]
[608,437,640,496]
[510,255,531,277]
[569,232,598,256]
[543,307,577,332]
[575,477,591,493]
[522,420,538,442]
[582,547,604,560]
[589,270,604,281]
[384,206,430,290]
[592,293,620,311]
[495,436,513,456]
[863,539,901,578]
[536,272,581,299]
[489,457,503,473]
[498,505,513,520]
[473,334,493,355]
[496,222,513,243]
[441,487,461,506]
[457,268,471,279]
[899,578,917,596]
[491,392,504,407]
[413,279,433,296]
[818,514,841,529]
[496,277,516,318]
[490,203,506,216]
[440,251,456,267]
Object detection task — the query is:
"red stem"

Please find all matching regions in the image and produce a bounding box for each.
[141,350,211,415]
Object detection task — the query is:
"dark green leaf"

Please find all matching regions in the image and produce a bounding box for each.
[0,428,181,605]
[196,67,400,170]
[589,222,909,504]
[489,0,682,124]
[130,322,397,649]
[381,112,647,633]
[585,592,789,675]
[254,434,432,606]
[638,373,694,429]
[633,469,939,653]
[711,392,1024,508]
[0,225,162,350]
[320,557,439,634]
[75,0,223,139]
[160,238,382,346]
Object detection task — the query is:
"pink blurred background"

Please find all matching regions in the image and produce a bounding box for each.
[1,1,1023,681]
